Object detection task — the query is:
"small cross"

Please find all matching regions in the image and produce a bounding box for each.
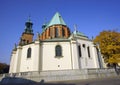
[74,24,77,31]
[74,24,77,34]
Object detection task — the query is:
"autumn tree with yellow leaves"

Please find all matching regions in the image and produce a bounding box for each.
[94,30,120,67]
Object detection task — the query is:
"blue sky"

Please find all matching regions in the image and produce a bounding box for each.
[0,0,120,64]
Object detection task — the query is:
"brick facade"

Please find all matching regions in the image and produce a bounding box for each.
[40,25,70,40]
[19,33,34,45]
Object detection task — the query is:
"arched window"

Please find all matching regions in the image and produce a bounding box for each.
[50,28,52,37]
[62,28,65,37]
[27,40,29,44]
[83,44,86,48]
[27,48,31,58]
[78,45,81,57]
[55,28,59,37]
[22,39,26,44]
[48,28,50,36]
[55,45,62,57]
[87,46,90,58]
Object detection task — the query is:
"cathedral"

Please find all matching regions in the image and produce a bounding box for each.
[9,12,102,73]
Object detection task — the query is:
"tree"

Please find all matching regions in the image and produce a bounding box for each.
[0,63,9,74]
[93,30,120,67]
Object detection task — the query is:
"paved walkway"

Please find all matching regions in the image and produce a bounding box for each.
[45,77,120,85]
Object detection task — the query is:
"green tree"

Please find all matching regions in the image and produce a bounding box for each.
[94,30,120,67]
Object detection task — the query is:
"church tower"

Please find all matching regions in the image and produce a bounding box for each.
[19,17,34,45]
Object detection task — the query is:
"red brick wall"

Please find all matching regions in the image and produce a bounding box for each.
[40,25,71,40]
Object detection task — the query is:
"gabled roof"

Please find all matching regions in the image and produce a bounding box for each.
[73,30,88,38]
[42,12,66,31]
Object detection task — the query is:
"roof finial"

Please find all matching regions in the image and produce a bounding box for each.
[74,24,77,34]
[28,15,31,22]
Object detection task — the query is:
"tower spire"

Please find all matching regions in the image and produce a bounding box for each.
[24,16,33,34]
[28,15,31,22]
[19,17,34,45]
